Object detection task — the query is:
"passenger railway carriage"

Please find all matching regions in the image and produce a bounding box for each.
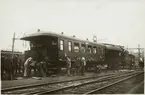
[21,31,106,73]
[21,30,133,74]
[103,44,124,70]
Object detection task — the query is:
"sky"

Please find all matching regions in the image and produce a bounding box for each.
[0,0,145,52]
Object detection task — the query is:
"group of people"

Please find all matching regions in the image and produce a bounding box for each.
[23,55,87,78]
[66,56,86,76]
[1,53,87,80]
[23,56,48,78]
[1,54,23,80]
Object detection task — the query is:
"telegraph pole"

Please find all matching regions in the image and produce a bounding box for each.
[138,44,141,61]
[126,45,128,51]
[11,33,20,59]
[12,32,15,59]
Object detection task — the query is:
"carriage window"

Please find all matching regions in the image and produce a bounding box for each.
[74,43,80,52]
[68,41,72,52]
[30,43,34,48]
[93,47,97,54]
[52,41,57,45]
[119,52,121,56]
[60,40,64,51]
[88,45,92,53]
[30,42,43,48]
[101,48,104,54]
[81,44,86,52]
[97,46,100,54]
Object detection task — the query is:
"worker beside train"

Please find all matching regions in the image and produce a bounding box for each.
[1,54,5,79]
[67,56,86,76]
[13,55,24,75]
[80,57,86,75]
[36,60,47,77]
[1,54,25,80]
[12,55,18,76]
[74,56,81,75]
[23,57,48,78]
[23,57,33,77]
[1,54,15,80]
[66,56,72,76]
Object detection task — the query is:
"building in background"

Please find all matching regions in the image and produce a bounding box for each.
[1,50,24,59]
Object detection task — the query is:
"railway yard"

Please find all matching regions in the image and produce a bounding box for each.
[1,70,144,94]
[1,31,144,94]
[1,0,145,94]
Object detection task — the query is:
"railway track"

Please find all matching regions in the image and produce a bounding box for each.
[1,72,117,93]
[48,71,142,94]
[84,71,143,94]
[2,71,140,94]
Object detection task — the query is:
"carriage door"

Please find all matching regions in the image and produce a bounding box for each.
[47,38,58,61]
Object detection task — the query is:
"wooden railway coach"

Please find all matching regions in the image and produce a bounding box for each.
[21,31,105,72]
[103,44,124,70]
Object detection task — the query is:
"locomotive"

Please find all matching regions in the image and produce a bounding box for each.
[20,30,127,73]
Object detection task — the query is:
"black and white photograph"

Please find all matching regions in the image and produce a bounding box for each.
[0,0,144,94]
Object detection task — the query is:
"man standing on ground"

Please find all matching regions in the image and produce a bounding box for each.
[23,57,33,77]
[66,56,71,76]
[75,56,81,75]
[13,55,18,76]
[81,57,86,75]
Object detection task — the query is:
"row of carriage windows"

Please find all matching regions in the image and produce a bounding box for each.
[59,40,102,54]
[29,40,102,54]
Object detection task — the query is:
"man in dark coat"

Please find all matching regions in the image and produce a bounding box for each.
[80,57,86,75]
[1,55,5,79]
[3,55,15,80]
[12,55,18,76]
[75,57,81,75]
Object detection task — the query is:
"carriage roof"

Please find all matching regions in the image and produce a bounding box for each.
[21,31,124,51]
[20,31,105,47]
[101,43,124,52]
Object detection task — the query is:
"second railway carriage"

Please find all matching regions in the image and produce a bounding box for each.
[21,31,105,73]
[103,44,124,70]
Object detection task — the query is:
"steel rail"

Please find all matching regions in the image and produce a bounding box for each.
[1,72,117,92]
[27,71,141,94]
[84,72,143,94]
[24,74,119,94]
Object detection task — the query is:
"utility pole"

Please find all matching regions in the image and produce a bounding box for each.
[12,32,15,59]
[127,45,128,50]
[11,33,20,59]
[138,44,141,61]
[126,45,128,52]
